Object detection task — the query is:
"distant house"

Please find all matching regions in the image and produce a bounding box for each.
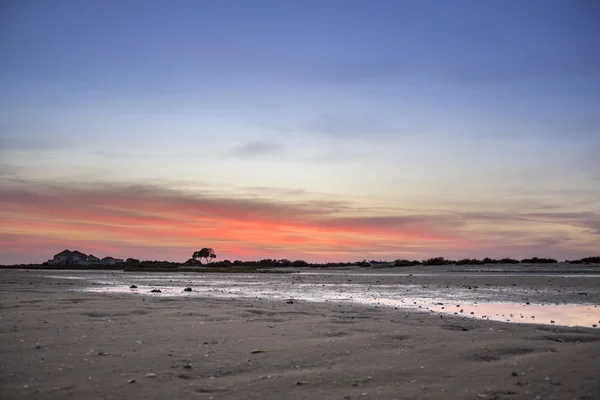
[50,250,73,265]
[101,257,124,265]
[47,250,125,266]
[72,251,88,261]
[49,250,88,265]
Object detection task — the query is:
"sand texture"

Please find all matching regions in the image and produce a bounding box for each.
[1,269,599,400]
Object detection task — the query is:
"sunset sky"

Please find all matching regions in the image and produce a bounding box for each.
[1,0,599,264]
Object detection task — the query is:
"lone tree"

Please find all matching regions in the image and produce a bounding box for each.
[193,248,217,264]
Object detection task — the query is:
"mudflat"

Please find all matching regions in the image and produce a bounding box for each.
[1,269,599,400]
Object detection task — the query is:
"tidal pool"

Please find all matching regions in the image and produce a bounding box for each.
[58,270,600,329]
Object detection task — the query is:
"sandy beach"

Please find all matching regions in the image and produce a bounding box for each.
[1,268,599,400]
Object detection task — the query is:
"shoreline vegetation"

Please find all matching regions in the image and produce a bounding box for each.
[2,256,599,272]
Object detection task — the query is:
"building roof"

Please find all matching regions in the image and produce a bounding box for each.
[55,249,73,257]
[54,249,89,259]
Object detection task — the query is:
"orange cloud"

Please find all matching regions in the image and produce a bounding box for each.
[0,181,597,264]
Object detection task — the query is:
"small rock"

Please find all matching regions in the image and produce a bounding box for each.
[150,289,161,293]
[130,285,137,289]
[144,373,157,378]
[511,372,519,377]
[286,300,294,304]
[296,380,308,385]
[128,379,136,384]
[183,287,192,292]
[183,364,192,369]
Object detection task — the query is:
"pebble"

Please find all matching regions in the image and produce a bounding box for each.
[130,285,137,289]
[144,373,157,378]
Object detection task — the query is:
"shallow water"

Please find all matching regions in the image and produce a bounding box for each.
[43,270,600,329]
[300,272,600,278]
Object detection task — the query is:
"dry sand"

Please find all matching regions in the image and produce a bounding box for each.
[1,269,599,400]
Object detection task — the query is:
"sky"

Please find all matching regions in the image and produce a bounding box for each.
[1,0,599,264]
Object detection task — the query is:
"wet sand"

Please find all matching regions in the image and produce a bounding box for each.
[1,269,599,400]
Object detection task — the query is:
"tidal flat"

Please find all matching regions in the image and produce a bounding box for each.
[1,266,599,399]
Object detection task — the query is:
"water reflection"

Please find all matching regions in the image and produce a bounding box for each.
[29,269,599,328]
[79,273,599,328]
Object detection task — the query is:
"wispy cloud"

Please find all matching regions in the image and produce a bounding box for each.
[232,140,284,158]
[0,180,453,263]
[0,179,598,264]
[0,163,25,177]
[0,133,72,151]
[303,114,394,139]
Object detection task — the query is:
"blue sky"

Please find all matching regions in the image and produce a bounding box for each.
[1,0,599,264]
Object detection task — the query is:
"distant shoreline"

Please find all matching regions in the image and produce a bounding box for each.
[2,262,600,276]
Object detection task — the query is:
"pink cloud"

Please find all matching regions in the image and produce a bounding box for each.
[0,181,597,264]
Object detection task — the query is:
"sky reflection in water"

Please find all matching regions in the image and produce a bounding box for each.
[64,271,600,329]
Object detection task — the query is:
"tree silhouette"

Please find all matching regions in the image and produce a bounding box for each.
[192,248,216,264]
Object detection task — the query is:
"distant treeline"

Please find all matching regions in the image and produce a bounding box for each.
[393,256,597,266]
[121,256,599,270]
[566,256,600,264]
[4,256,599,270]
